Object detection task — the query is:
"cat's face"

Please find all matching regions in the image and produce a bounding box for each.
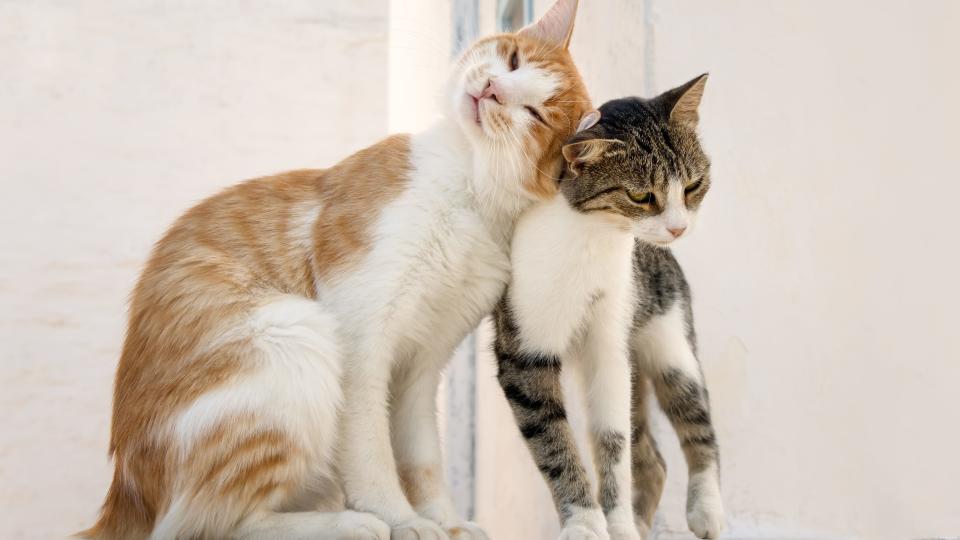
[449,0,593,199]
[560,75,710,245]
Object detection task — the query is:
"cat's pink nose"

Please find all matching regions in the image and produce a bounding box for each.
[668,226,687,238]
[480,79,504,104]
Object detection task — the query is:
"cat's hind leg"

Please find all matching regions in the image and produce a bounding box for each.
[633,303,724,539]
[627,357,666,536]
[147,295,389,540]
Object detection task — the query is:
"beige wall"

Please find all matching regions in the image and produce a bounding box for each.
[0,2,388,538]
[475,1,960,539]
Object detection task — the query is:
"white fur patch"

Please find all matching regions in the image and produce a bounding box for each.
[559,505,607,539]
[288,201,320,251]
[632,303,700,379]
[510,195,635,355]
[169,296,343,464]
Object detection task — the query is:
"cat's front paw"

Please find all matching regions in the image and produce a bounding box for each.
[686,488,725,539]
[446,521,490,540]
[414,499,488,539]
[391,516,450,540]
[687,505,724,539]
[332,511,392,540]
[606,520,642,540]
[559,524,609,540]
[560,507,609,540]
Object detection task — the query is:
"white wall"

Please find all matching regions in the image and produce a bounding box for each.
[0,2,388,538]
[388,0,453,133]
[475,1,960,539]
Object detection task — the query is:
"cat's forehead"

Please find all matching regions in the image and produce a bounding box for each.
[613,124,706,179]
[578,135,703,193]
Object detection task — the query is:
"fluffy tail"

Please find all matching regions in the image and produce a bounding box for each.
[77,463,152,540]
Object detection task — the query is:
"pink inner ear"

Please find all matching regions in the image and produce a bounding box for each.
[519,0,578,47]
[577,110,600,132]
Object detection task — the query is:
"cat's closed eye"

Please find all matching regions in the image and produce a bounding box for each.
[685,179,703,195]
[627,191,656,206]
[509,49,519,71]
[526,106,546,124]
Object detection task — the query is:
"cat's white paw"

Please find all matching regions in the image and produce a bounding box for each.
[686,492,725,539]
[332,511,391,540]
[446,521,490,540]
[391,516,450,540]
[686,472,725,539]
[414,499,488,539]
[416,498,458,526]
[560,507,609,540]
[606,520,642,540]
[559,524,609,540]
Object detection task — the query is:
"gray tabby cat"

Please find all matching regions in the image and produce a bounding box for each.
[493,75,724,540]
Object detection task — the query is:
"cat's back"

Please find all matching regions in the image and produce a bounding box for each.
[135,134,413,303]
[135,168,324,307]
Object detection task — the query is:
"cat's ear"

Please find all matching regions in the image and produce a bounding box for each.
[662,73,708,127]
[562,137,620,175]
[518,0,579,49]
[576,110,601,132]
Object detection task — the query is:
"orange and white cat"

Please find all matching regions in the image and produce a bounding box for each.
[82,1,594,539]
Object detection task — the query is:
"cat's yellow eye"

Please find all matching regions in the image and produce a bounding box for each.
[510,50,519,71]
[685,179,703,195]
[628,191,655,206]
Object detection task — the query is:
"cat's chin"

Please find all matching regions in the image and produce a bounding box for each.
[634,226,684,246]
[451,91,488,141]
[640,237,678,247]
[461,92,481,126]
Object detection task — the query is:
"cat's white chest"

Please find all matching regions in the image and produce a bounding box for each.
[509,195,634,356]
[327,133,514,359]
[410,201,512,351]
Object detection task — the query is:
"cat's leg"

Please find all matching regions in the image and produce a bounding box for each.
[339,339,448,540]
[628,357,667,537]
[635,305,724,539]
[390,355,488,540]
[146,295,390,540]
[494,340,606,540]
[571,302,641,540]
